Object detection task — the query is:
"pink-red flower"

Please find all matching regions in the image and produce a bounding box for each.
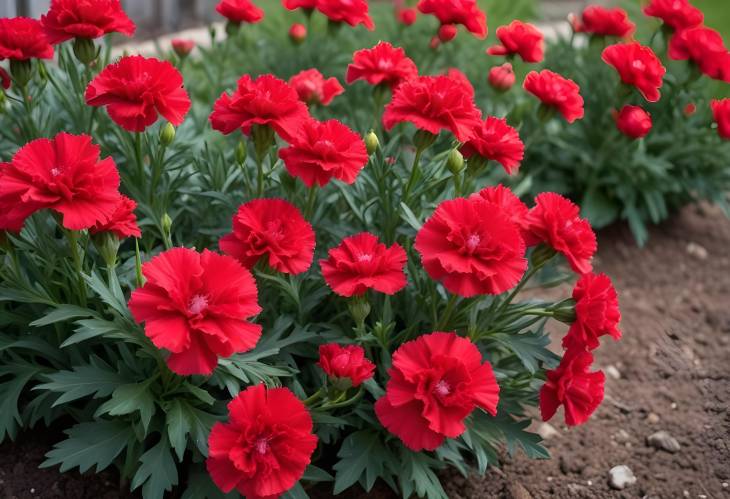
[210,74,310,142]
[0,133,120,232]
[460,116,524,174]
[346,42,418,89]
[711,99,730,139]
[488,63,515,91]
[383,75,482,142]
[602,42,666,102]
[207,384,318,499]
[128,248,262,375]
[85,55,191,132]
[415,197,527,297]
[89,195,141,239]
[524,192,597,274]
[669,26,730,83]
[41,0,136,45]
[614,105,652,139]
[0,18,54,61]
[220,198,315,275]
[316,0,374,30]
[320,232,407,297]
[523,70,584,123]
[289,69,343,106]
[578,5,635,38]
[563,272,622,351]
[540,348,605,426]
[171,38,195,57]
[215,0,264,24]
[375,332,500,451]
[318,344,375,387]
[417,0,487,39]
[487,20,544,63]
[470,185,531,241]
[282,0,317,10]
[643,0,703,32]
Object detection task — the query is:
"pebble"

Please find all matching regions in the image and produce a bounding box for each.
[614,429,632,443]
[647,412,660,424]
[507,482,532,499]
[536,422,560,440]
[647,431,681,453]
[686,242,708,260]
[606,365,621,380]
[608,465,637,490]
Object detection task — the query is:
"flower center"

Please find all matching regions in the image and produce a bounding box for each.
[631,60,645,71]
[378,59,394,71]
[264,221,285,241]
[434,379,451,397]
[254,437,269,455]
[50,167,61,177]
[466,233,481,251]
[358,253,373,262]
[188,294,209,315]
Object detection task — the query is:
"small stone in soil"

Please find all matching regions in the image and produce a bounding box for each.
[647,412,660,424]
[647,431,681,453]
[614,429,631,443]
[608,465,637,490]
[536,422,559,440]
[507,481,532,499]
[606,365,621,380]
[686,242,708,260]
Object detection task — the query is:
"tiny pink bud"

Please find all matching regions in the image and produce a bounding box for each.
[488,63,516,92]
[438,24,458,42]
[289,23,307,45]
[396,7,417,26]
[171,38,195,58]
[615,105,652,139]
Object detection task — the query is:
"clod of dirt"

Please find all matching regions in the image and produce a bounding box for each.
[507,481,532,499]
[646,431,681,453]
[608,465,637,490]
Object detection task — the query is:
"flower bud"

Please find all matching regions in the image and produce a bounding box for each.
[10,59,32,88]
[159,122,176,146]
[447,148,464,174]
[289,23,307,45]
[396,7,417,26]
[438,24,458,42]
[235,140,247,165]
[92,231,120,269]
[73,37,98,65]
[429,36,441,50]
[488,63,515,92]
[161,213,173,236]
[684,103,696,116]
[553,301,577,324]
[614,105,651,139]
[348,296,371,329]
[364,130,380,155]
[413,129,437,151]
[171,38,195,58]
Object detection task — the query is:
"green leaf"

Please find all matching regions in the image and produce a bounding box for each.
[491,330,560,373]
[333,430,388,494]
[61,318,129,348]
[131,438,178,499]
[182,471,236,499]
[399,202,423,231]
[83,271,129,316]
[398,449,448,499]
[42,420,134,473]
[281,482,309,499]
[165,399,192,460]
[581,189,619,229]
[0,367,38,441]
[35,358,129,406]
[302,464,334,483]
[96,381,156,432]
[29,304,98,327]
[496,416,549,459]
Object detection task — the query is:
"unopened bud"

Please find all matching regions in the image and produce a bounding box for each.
[93,232,120,269]
[364,130,379,155]
[289,23,307,45]
[171,38,195,58]
[348,296,371,330]
[488,63,515,92]
[438,24,458,42]
[73,37,98,65]
[160,122,176,146]
[235,140,247,165]
[161,213,173,235]
[447,148,465,174]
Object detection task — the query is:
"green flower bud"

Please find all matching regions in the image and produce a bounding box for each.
[10,60,32,88]
[161,213,173,235]
[364,130,380,155]
[348,296,371,331]
[159,122,176,146]
[92,232,120,269]
[235,140,247,165]
[447,148,465,174]
[73,37,98,66]
[553,301,577,324]
[413,129,437,151]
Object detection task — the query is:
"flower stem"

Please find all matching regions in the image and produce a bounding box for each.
[303,388,324,407]
[402,146,424,202]
[304,185,318,219]
[65,230,86,307]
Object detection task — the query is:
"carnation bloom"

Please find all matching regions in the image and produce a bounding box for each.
[488,63,515,91]
[668,26,730,83]
[711,99,730,139]
[171,38,195,57]
[318,344,375,387]
[602,42,666,102]
[346,42,418,89]
[85,55,191,132]
[614,105,652,139]
[215,0,264,24]
[288,69,344,106]
[89,195,141,239]
[0,133,120,232]
[470,185,531,241]
[487,20,544,63]
[460,116,524,174]
[417,0,487,39]
[128,248,262,375]
[579,5,635,38]
[207,384,318,499]
[524,192,597,275]
[0,17,54,61]
[316,0,374,30]
[279,119,368,187]
[220,198,315,275]
[210,74,310,142]
[375,332,500,451]
[643,0,703,32]
[415,197,527,297]
[523,70,584,123]
[320,232,407,297]
[540,348,605,426]
[563,272,622,351]
[383,75,482,142]
[41,0,136,45]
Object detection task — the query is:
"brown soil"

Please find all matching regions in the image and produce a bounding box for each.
[2,204,729,498]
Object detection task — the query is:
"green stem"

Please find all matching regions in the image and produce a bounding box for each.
[65,230,87,306]
[133,132,144,185]
[304,185,318,219]
[494,262,544,319]
[402,147,424,202]
[436,294,459,330]
[303,388,325,407]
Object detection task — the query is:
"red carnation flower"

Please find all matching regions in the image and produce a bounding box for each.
[279,119,368,187]
[602,42,666,102]
[460,116,524,174]
[540,348,605,426]
[711,99,730,139]
[415,197,527,297]
[523,70,584,123]
[383,75,482,142]
[470,185,531,242]
[643,0,703,32]
[375,332,500,451]
[207,384,318,499]
[488,62,515,91]
[89,195,141,239]
[210,74,310,142]
[669,26,730,83]
[215,0,264,24]
[0,17,54,61]
[0,67,10,89]
[445,67,475,97]
[487,20,544,63]
[318,344,375,387]
[346,42,418,90]
[614,105,652,139]
[282,0,317,10]
[579,5,635,38]
[220,198,315,275]
[524,192,597,274]
[316,0,374,30]
[128,248,262,375]
[320,232,407,297]
[85,55,191,132]
[289,69,344,106]
[563,272,621,351]
[171,38,195,57]
[41,0,136,45]
[417,0,487,39]
[0,133,120,232]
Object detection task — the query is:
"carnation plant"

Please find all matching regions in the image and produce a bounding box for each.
[0,1,651,499]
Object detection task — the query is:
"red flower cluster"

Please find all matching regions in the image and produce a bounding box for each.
[128,248,263,375]
[220,198,315,275]
[376,332,500,451]
[289,69,343,106]
[614,105,652,139]
[41,0,136,45]
[317,0,374,30]
[346,42,418,90]
[711,99,730,139]
[318,343,375,387]
[320,232,407,297]
[215,0,264,24]
[563,272,622,351]
[669,26,730,83]
[460,116,524,174]
[417,0,487,39]
[487,20,544,63]
[575,5,635,38]
[488,63,515,91]
[89,195,140,239]
[643,0,703,32]
[0,17,54,61]
[523,70,584,123]
[602,42,666,103]
[85,55,191,132]
[207,384,318,499]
